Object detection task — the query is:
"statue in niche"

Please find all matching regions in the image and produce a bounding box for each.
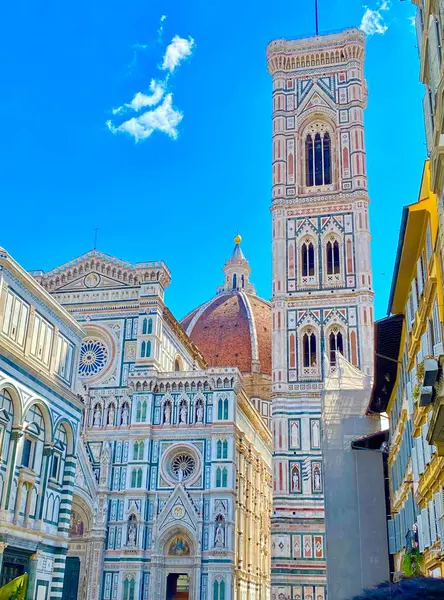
[93,406,101,426]
[313,465,321,491]
[214,516,225,547]
[127,516,137,547]
[107,404,115,426]
[121,403,129,425]
[196,402,204,423]
[179,403,187,424]
[99,441,111,486]
[100,441,111,465]
[311,420,320,448]
[291,465,300,493]
[163,402,171,425]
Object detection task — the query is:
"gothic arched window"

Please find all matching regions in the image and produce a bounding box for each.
[306,129,332,187]
[222,440,228,458]
[213,580,226,600]
[141,341,146,358]
[232,274,237,290]
[326,240,340,275]
[302,330,317,368]
[301,241,315,276]
[147,318,153,335]
[142,318,147,335]
[329,329,344,366]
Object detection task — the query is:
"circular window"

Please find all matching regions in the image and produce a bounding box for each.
[79,339,109,378]
[171,453,196,481]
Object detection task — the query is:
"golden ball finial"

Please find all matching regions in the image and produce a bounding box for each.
[234,234,242,244]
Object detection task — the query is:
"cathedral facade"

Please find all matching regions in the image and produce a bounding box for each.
[267,28,375,600]
[30,246,272,600]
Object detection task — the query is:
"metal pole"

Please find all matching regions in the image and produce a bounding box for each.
[315,0,319,36]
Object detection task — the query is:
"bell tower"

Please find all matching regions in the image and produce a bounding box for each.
[267,28,374,599]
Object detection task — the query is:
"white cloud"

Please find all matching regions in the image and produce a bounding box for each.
[158,14,167,38]
[107,93,183,142]
[112,79,165,114]
[360,1,390,36]
[408,15,416,28]
[107,19,195,142]
[162,35,195,72]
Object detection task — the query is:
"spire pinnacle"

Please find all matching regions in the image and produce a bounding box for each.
[217,236,256,295]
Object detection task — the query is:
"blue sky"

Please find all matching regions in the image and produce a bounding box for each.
[0,0,424,320]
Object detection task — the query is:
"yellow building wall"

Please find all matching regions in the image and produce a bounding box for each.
[387,161,444,577]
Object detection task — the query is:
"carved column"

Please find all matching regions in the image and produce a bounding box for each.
[1,429,22,514]
[0,542,8,575]
[35,445,54,526]
[26,551,40,600]
[23,482,33,528]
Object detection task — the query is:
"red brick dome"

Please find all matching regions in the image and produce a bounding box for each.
[181,237,271,376]
[181,291,271,375]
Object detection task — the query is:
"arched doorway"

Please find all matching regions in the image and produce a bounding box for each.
[152,527,200,600]
[63,494,93,600]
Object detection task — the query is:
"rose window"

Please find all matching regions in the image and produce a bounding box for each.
[171,453,196,480]
[79,339,109,378]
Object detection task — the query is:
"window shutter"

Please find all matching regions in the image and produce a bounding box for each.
[417,437,426,474]
[418,513,424,552]
[428,16,441,96]
[421,331,429,357]
[423,89,434,154]
[417,260,424,296]
[412,280,419,313]
[437,489,444,540]
[422,507,431,548]
[406,382,413,415]
[400,506,406,549]
[422,426,432,464]
[388,519,396,555]
[394,513,400,552]
[412,445,419,481]
[406,298,412,329]
[429,500,438,543]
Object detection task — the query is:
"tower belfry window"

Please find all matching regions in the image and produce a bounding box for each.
[326,240,340,275]
[329,329,344,366]
[301,241,315,276]
[305,129,332,187]
[303,330,317,368]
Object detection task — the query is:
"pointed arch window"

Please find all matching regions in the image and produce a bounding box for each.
[306,129,332,187]
[215,467,228,488]
[302,330,317,368]
[329,328,344,366]
[213,580,226,600]
[326,240,340,275]
[123,579,135,600]
[142,318,147,335]
[301,240,315,276]
[232,274,237,290]
[218,398,229,420]
[147,318,153,335]
[141,341,146,358]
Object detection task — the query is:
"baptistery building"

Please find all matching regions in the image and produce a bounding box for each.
[29,248,272,600]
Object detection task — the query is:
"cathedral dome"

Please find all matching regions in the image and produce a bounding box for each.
[181,238,271,376]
